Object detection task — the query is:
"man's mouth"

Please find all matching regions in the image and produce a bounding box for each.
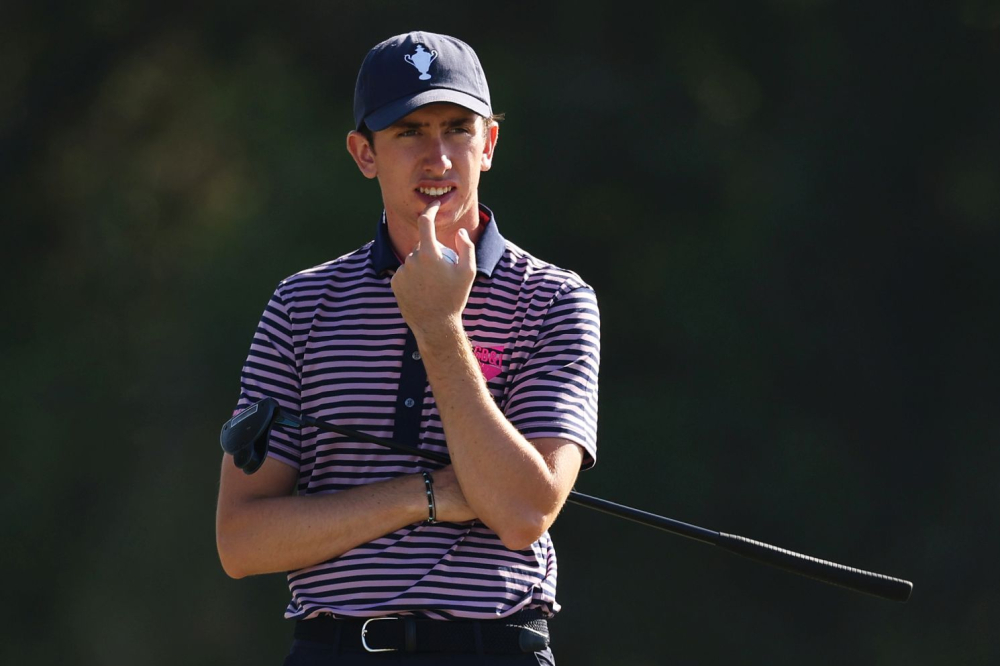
[417,186,454,197]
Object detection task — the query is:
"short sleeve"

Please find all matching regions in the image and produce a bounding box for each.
[233,285,302,469]
[504,285,601,469]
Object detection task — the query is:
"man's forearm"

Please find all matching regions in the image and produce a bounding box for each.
[414,317,571,550]
[216,471,427,578]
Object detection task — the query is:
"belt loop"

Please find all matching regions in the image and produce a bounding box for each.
[404,617,417,652]
[473,621,484,655]
[333,621,342,654]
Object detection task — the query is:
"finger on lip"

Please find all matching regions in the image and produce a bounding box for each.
[418,201,439,243]
[420,199,441,218]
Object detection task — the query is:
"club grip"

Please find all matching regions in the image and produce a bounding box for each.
[717,532,913,602]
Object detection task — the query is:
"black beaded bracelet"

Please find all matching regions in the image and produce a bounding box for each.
[422,471,437,524]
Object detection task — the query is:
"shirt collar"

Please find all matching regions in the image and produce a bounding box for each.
[371,204,506,277]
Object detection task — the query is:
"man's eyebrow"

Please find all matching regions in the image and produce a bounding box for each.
[444,115,476,126]
[392,120,425,130]
[389,115,476,130]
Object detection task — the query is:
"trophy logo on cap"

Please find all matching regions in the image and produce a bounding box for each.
[404,45,438,80]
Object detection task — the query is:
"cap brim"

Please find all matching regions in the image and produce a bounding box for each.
[362,89,492,131]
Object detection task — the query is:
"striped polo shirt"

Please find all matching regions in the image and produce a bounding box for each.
[234,204,600,621]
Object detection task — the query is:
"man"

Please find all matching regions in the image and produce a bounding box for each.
[216,31,600,665]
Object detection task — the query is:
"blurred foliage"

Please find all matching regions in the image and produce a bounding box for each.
[2,1,998,664]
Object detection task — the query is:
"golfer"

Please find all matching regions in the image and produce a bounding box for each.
[216,30,601,665]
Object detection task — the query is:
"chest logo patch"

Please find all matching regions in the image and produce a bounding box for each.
[473,344,504,381]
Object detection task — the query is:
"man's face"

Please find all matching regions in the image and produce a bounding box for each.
[352,103,497,234]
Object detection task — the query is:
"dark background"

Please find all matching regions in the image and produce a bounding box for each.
[3,1,998,664]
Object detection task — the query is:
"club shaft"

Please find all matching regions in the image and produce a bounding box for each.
[284,408,912,602]
[565,491,719,543]
[297,413,451,465]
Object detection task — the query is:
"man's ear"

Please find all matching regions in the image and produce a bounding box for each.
[346,131,378,179]
[480,122,499,172]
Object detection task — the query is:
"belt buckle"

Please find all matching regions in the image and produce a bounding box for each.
[361,617,398,653]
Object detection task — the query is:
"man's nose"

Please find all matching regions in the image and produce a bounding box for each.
[423,138,452,174]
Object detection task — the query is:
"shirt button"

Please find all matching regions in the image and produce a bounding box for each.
[411,351,422,361]
[404,398,416,408]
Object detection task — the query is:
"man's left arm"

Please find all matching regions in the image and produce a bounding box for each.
[416,318,585,551]
[391,203,597,550]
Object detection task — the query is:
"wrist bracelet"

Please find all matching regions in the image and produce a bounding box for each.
[422,471,437,524]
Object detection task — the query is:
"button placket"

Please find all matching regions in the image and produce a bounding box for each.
[392,328,428,449]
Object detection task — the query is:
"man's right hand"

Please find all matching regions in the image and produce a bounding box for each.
[430,465,477,523]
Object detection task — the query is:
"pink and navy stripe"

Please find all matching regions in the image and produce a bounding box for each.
[235,205,600,621]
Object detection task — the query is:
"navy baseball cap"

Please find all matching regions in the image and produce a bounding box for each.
[353,31,492,132]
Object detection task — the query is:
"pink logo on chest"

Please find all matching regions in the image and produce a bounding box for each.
[472,344,504,381]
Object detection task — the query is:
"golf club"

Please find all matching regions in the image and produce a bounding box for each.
[221,397,913,602]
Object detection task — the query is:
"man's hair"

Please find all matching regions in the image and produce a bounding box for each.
[358,112,505,152]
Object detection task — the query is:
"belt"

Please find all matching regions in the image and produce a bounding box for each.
[294,611,550,654]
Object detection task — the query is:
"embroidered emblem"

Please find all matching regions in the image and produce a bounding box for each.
[404,45,438,80]
[473,344,504,381]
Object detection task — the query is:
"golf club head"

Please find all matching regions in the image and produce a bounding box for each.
[220,397,278,474]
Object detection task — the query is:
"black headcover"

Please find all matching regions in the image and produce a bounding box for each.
[219,397,279,474]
